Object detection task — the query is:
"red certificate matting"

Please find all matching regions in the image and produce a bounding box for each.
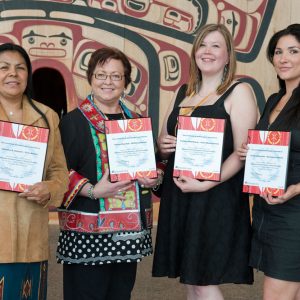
[173,116,225,181]
[0,121,49,192]
[243,130,290,196]
[105,117,157,182]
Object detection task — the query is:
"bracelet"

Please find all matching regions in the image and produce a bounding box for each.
[87,184,97,200]
[153,169,164,191]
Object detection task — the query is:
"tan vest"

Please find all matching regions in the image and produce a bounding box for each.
[0,98,68,262]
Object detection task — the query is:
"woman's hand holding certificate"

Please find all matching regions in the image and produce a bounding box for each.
[0,121,49,193]
[105,117,157,182]
[243,130,291,197]
[173,116,226,181]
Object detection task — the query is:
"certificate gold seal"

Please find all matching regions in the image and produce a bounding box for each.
[265,187,280,195]
[128,119,143,131]
[199,172,214,179]
[17,184,27,192]
[22,126,39,141]
[267,131,281,145]
[137,170,152,177]
[200,118,216,131]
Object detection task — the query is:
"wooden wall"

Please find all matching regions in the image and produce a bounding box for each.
[0,0,298,222]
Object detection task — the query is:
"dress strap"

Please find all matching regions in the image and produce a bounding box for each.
[214,81,242,106]
[174,82,242,109]
[174,84,188,108]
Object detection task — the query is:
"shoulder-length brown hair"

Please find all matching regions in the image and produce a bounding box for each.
[186,23,236,96]
[87,47,132,88]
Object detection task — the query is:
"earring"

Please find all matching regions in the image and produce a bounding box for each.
[196,71,201,93]
[222,64,228,84]
[119,90,126,103]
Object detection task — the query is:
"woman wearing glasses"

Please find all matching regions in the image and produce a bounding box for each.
[56,47,159,300]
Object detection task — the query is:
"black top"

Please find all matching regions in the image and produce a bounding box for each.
[250,85,300,281]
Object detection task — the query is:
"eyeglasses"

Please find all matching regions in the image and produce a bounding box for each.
[93,73,124,81]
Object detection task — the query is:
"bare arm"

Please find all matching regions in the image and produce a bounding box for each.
[218,83,258,180]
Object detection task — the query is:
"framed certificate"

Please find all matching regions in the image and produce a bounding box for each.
[0,121,49,192]
[105,117,157,182]
[243,130,291,196]
[173,116,226,181]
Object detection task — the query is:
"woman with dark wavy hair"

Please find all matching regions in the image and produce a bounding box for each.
[238,24,300,300]
[0,43,68,299]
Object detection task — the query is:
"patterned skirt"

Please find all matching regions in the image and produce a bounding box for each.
[0,261,47,300]
[57,229,152,265]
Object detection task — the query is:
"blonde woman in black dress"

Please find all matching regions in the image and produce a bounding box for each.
[152,24,257,300]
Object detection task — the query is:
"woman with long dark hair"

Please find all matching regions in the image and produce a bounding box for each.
[0,43,68,299]
[238,24,300,300]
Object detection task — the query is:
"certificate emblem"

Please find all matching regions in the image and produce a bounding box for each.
[265,187,280,196]
[127,119,143,132]
[267,131,281,145]
[199,172,214,179]
[21,126,39,141]
[200,118,216,131]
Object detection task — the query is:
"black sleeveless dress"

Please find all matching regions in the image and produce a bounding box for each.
[250,86,300,281]
[152,83,254,285]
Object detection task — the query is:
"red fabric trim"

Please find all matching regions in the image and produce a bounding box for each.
[62,170,89,208]
[145,208,153,229]
[157,161,167,173]
[58,209,142,234]
[79,97,140,133]
[79,98,106,133]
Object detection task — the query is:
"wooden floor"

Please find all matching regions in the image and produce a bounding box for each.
[48,224,263,300]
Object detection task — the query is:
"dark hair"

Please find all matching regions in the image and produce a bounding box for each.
[0,43,49,128]
[86,47,132,87]
[0,43,33,97]
[267,23,300,89]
